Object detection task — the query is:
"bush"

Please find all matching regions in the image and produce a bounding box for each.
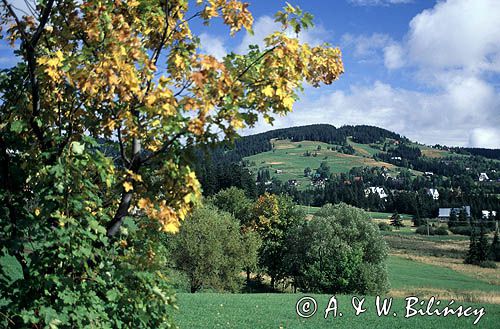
[284,203,389,295]
[479,260,497,269]
[169,205,253,293]
[450,226,492,236]
[449,226,472,236]
[434,226,449,235]
[416,225,434,235]
[378,222,393,231]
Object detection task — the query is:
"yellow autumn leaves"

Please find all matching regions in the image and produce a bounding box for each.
[11,0,343,239]
[136,170,201,234]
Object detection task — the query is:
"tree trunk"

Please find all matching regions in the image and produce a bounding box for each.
[107,137,141,237]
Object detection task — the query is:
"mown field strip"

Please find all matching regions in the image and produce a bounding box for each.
[175,293,500,328]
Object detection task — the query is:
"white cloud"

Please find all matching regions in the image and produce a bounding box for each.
[198,33,228,60]
[342,33,393,59]
[468,128,500,148]
[236,15,329,54]
[348,0,413,6]
[244,79,500,147]
[406,0,500,73]
[383,44,405,69]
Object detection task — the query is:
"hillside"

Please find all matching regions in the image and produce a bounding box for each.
[245,138,411,190]
[194,124,500,219]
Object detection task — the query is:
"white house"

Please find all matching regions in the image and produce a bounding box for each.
[438,206,471,221]
[365,187,388,199]
[275,169,283,174]
[424,172,434,176]
[479,173,489,182]
[426,188,439,200]
[482,210,497,219]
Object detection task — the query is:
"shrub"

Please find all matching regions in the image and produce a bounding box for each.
[449,226,473,236]
[434,226,449,235]
[169,205,252,293]
[479,260,497,269]
[378,222,392,231]
[416,225,434,235]
[450,226,492,236]
[285,203,389,295]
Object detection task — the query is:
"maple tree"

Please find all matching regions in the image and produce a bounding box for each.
[0,0,343,326]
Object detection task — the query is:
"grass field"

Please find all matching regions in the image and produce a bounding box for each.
[245,139,405,189]
[388,256,500,293]
[174,293,500,328]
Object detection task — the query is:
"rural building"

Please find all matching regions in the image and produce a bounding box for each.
[482,210,497,219]
[426,188,439,200]
[312,178,327,188]
[438,206,471,221]
[365,187,388,199]
[424,171,434,176]
[275,169,283,174]
[390,156,402,161]
[478,172,489,182]
[287,179,298,187]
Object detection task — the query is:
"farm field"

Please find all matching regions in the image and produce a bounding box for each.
[174,293,500,328]
[388,256,500,296]
[244,139,409,189]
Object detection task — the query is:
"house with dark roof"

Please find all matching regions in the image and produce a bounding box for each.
[438,206,471,221]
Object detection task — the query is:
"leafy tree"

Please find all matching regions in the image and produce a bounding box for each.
[208,187,262,281]
[390,212,403,230]
[209,187,253,226]
[316,161,331,179]
[250,193,304,288]
[285,203,389,294]
[304,166,312,177]
[0,0,343,326]
[169,205,247,293]
[241,230,263,282]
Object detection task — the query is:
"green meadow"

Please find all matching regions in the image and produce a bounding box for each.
[388,256,500,293]
[175,293,500,329]
[244,139,404,189]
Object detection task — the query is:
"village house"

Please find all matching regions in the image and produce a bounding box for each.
[364,186,388,199]
[478,172,489,182]
[275,169,283,174]
[482,210,497,219]
[425,188,439,200]
[312,177,327,188]
[438,206,471,221]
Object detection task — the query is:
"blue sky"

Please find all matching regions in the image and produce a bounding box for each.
[1,0,499,147]
[192,0,500,148]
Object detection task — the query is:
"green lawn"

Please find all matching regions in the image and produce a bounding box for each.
[245,139,406,190]
[388,256,500,292]
[174,293,500,328]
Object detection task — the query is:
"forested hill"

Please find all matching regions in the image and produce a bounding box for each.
[192,124,408,195]
[198,124,406,165]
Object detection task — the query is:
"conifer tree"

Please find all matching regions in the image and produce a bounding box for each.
[448,209,458,228]
[489,230,500,262]
[390,212,403,230]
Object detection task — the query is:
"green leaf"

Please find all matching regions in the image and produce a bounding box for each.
[71,141,85,155]
[0,250,24,286]
[10,120,25,133]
